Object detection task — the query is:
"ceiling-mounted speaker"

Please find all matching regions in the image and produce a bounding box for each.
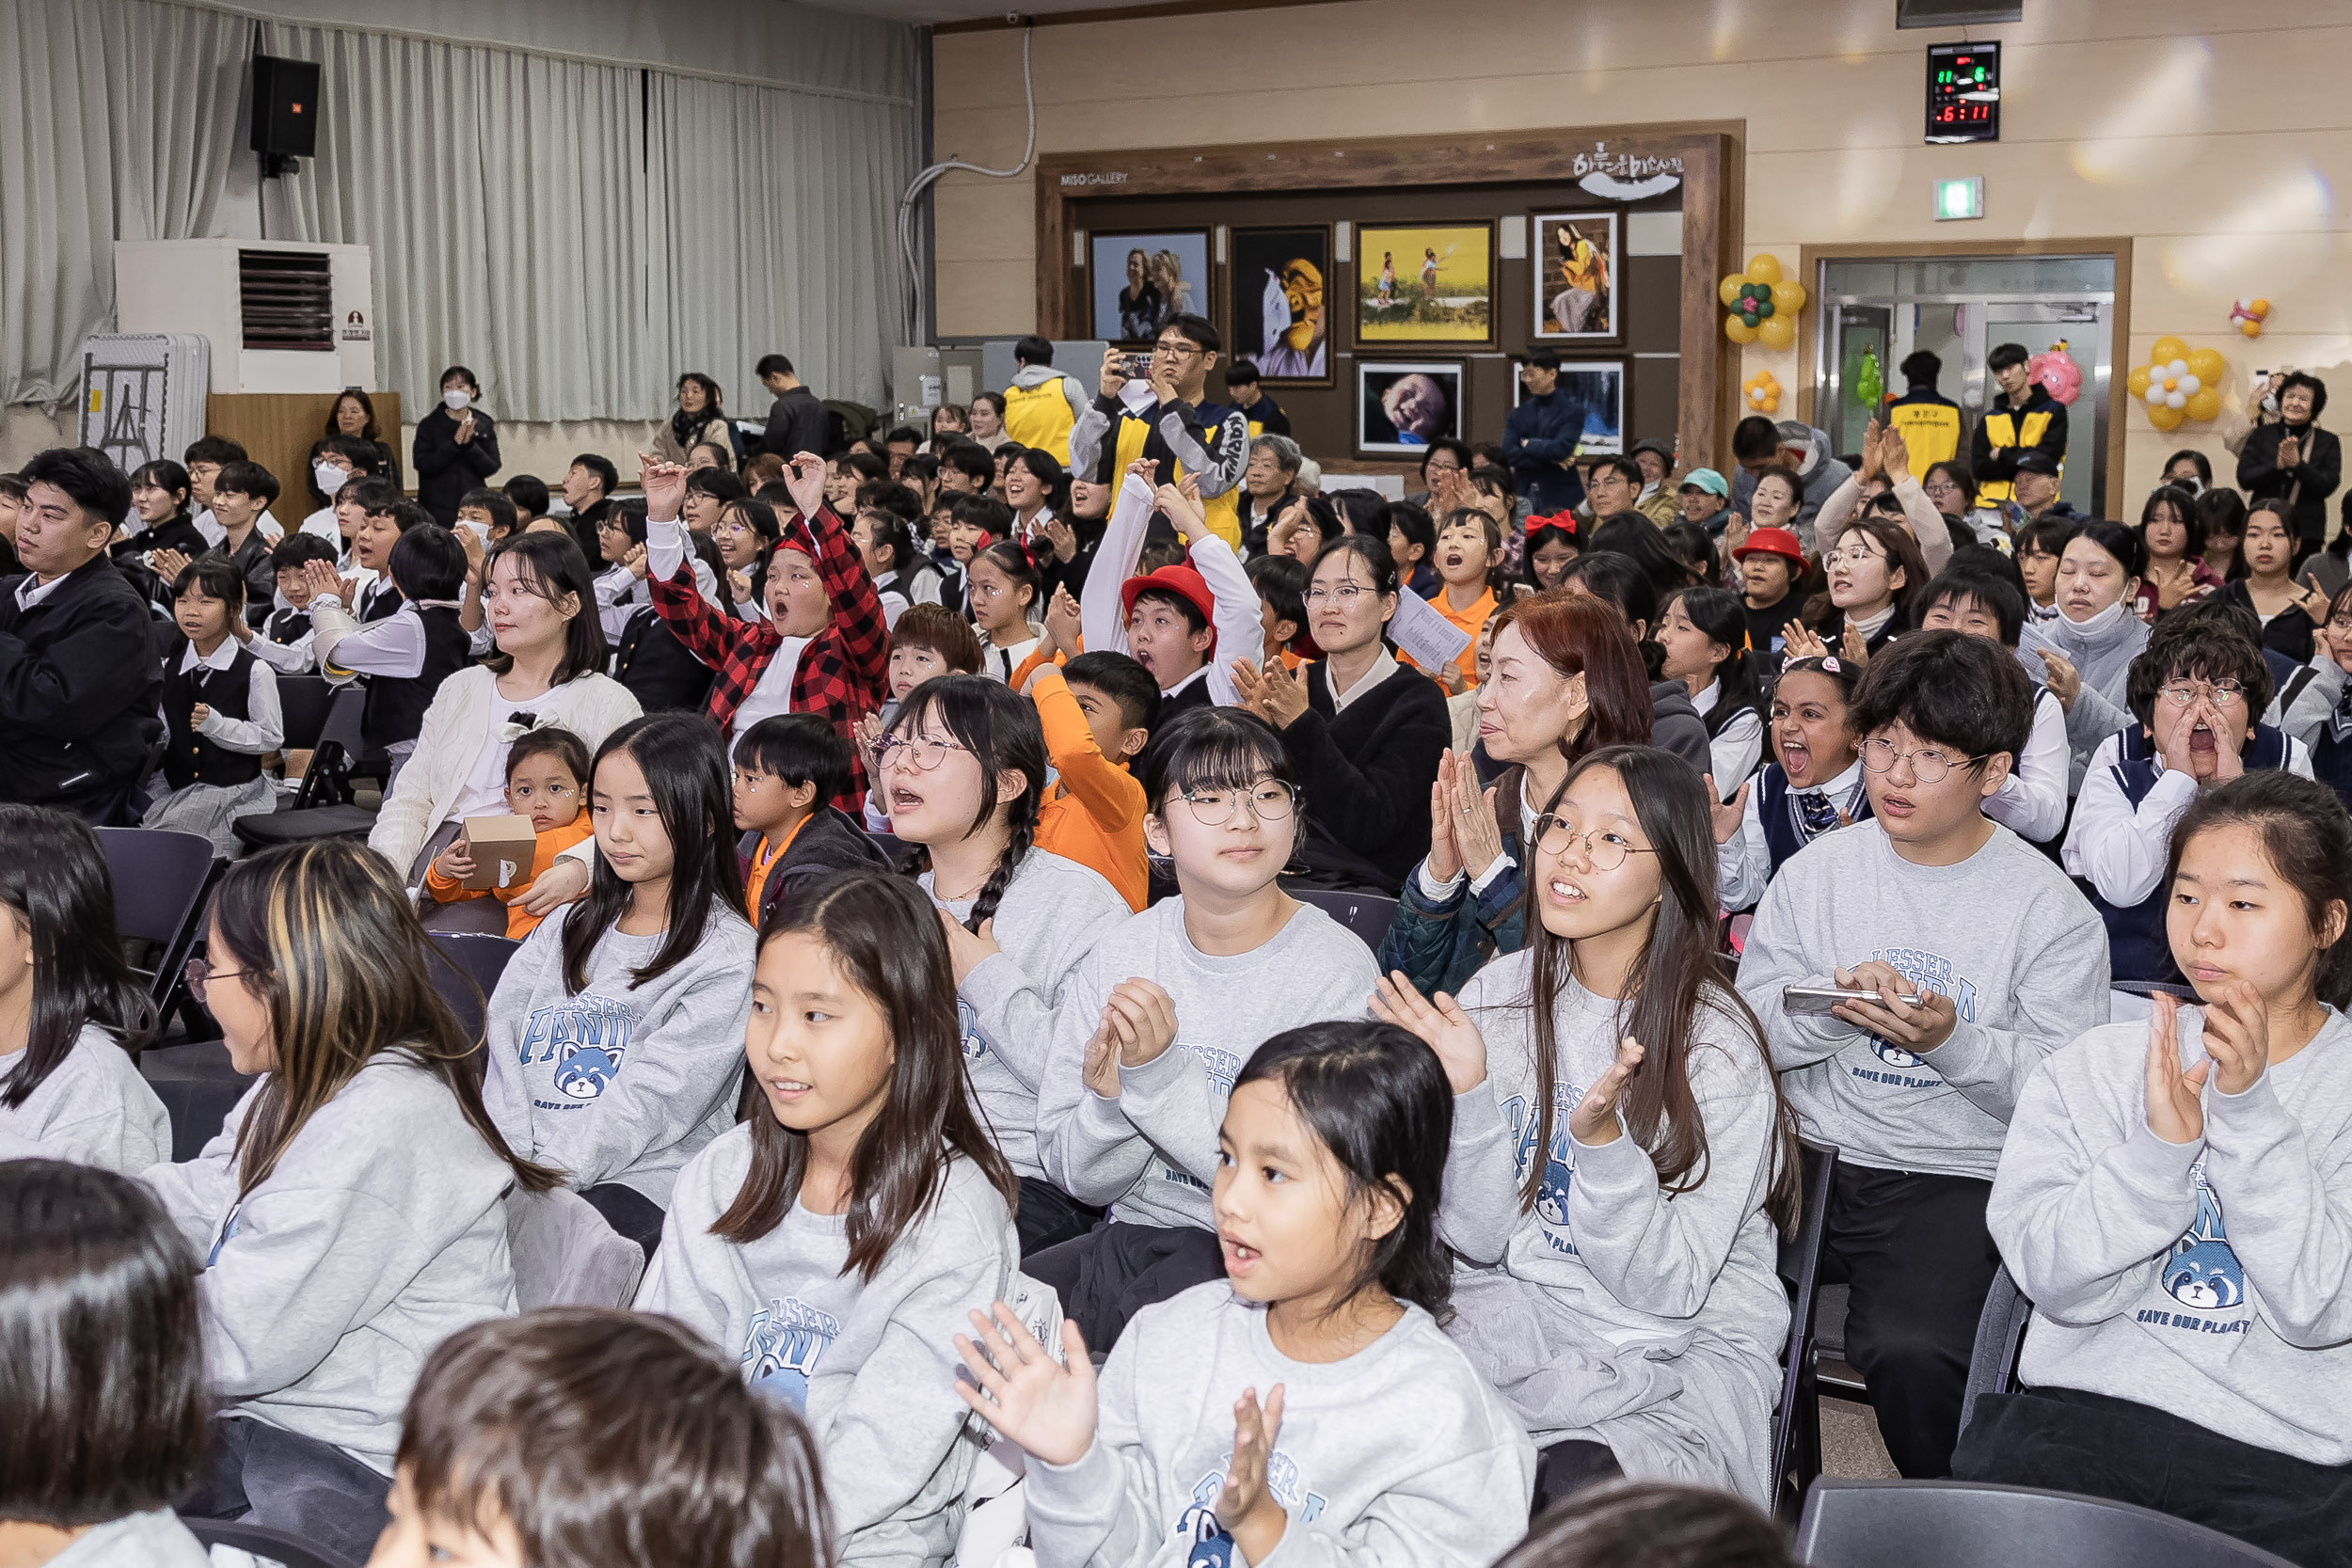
[251,54,322,176]
[1896,0,2021,25]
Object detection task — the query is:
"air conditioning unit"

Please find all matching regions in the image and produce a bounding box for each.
[113,239,374,394]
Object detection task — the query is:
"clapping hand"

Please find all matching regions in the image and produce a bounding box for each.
[1231,657,1311,729]
[1780,620,1829,663]
[2144,991,2209,1145]
[637,455,687,521]
[1566,1037,1645,1147]
[1703,775,1750,845]
[151,547,192,581]
[1216,1386,1292,1565]
[952,1304,1097,1467]
[1840,622,1870,667]
[1369,971,1487,1093]
[1042,583,1084,655]
[1045,515,1079,564]
[2198,981,2272,1096]
[301,558,358,608]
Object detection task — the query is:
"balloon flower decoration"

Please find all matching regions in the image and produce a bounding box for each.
[2029,340,2083,405]
[2232,298,2271,338]
[1742,370,1782,414]
[1720,254,1806,350]
[2127,337,2226,432]
[1851,347,1883,412]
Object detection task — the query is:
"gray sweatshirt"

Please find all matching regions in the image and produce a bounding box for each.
[1438,955,1789,1502]
[0,1024,170,1175]
[483,902,756,1206]
[638,1124,1018,1567]
[1035,897,1378,1230]
[1025,1283,1534,1568]
[929,849,1134,1180]
[1737,819,2110,1180]
[1990,1008,2352,1465]
[140,1054,519,1474]
[44,1510,211,1568]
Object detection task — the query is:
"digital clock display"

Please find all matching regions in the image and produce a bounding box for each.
[1926,40,2002,145]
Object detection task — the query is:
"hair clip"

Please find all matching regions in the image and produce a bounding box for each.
[1820,656,1843,673]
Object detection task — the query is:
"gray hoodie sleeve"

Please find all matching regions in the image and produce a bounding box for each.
[2202,1069,2352,1347]
[1988,1029,2205,1322]
[1734,868,1867,1071]
[1116,1039,1224,1188]
[1023,1327,1164,1568]
[1913,902,2110,1125]
[141,1084,257,1257]
[1438,1081,1525,1266]
[481,920,564,1149]
[1069,397,1117,485]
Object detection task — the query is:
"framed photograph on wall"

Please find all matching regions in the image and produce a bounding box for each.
[1359,361,1464,456]
[1228,225,1333,385]
[1510,358,1625,453]
[1531,212,1619,340]
[1355,222,1494,345]
[1090,231,1212,344]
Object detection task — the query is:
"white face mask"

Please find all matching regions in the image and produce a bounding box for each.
[2065,594,2130,636]
[313,462,350,496]
[443,388,471,411]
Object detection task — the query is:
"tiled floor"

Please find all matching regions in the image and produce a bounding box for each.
[1820,1400,1899,1480]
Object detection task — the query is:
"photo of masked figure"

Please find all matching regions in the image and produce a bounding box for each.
[1230,226,1333,384]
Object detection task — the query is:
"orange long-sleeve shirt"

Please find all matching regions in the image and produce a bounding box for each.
[423,816,596,939]
[1030,667,1149,911]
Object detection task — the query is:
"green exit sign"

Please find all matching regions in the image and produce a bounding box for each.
[1934,176,1984,221]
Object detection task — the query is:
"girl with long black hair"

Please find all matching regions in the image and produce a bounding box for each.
[1656,585,1769,799]
[483,714,755,1254]
[638,867,1018,1568]
[1375,745,1803,1511]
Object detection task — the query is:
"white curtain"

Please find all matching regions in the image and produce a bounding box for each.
[0,0,248,403]
[648,72,920,419]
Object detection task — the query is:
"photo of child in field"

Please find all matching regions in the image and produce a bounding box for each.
[1356,223,1493,344]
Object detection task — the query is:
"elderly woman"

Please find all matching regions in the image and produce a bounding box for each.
[1237,433,1302,555]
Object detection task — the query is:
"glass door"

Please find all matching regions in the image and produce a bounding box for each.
[1816,254,2116,518]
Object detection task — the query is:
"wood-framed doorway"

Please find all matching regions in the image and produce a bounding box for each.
[1032,122,1746,467]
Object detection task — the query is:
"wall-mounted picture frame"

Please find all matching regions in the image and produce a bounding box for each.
[1510,357,1626,453]
[1359,361,1464,456]
[1531,211,1619,340]
[1355,222,1494,345]
[1090,231,1212,344]
[1228,224,1333,385]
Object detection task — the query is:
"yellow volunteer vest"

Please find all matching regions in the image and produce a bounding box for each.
[1001,378,1076,465]
[1978,406,2056,503]
[1113,411,1241,550]
[1888,400,1962,469]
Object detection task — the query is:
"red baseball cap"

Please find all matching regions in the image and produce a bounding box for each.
[1120,563,1218,653]
[1731,526,1805,566]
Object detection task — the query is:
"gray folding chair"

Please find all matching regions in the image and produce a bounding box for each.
[1771,1140,1838,1519]
[1957,1263,2032,1439]
[507,1186,650,1307]
[1794,1479,2301,1568]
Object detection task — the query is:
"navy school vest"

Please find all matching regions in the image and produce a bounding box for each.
[2096,723,2290,985]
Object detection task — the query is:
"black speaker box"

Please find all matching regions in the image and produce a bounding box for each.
[250,55,321,160]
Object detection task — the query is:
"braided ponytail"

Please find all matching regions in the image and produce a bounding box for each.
[879,675,1049,929]
[967,813,1036,933]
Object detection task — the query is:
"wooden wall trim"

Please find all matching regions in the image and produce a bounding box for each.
[1036,123,1743,467]
[935,0,1354,35]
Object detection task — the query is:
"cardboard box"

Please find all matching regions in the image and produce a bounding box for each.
[460,815,538,892]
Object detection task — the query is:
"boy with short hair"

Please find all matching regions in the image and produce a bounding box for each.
[1079,467,1259,718]
[733,712,889,928]
[1738,628,2109,1481]
[183,434,272,547]
[200,460,283,620]
[243,531,340,673]
[1915,564,2068,843]
[425,726,596,938]
[1020,594,1158,910]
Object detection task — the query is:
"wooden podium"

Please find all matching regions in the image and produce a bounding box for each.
[205,391,405,528]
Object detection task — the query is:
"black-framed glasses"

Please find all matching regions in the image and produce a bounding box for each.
[183,958,251,1006]
[1531,815,1658,871]
[875,735,966,772]
[1151,340,1202,360]
[1860,738,1988,784]
[1178,781,1297,827]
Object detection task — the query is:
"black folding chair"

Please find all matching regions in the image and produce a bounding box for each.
[430,931,523,1063]
[1794,1479,2300,1568]
[275,673,338,752]
[1957,1263,2032,1440]
[1772,1141,1839,1520]
[183,1516,360,1568]
[140,1039,259,1161]
[235,686,380,848]
[92,827,220,1016]
[1290,888,1400,951]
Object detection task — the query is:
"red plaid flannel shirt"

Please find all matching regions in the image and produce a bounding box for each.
[647,501,888,811]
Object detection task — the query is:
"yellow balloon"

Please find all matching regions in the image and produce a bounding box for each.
[2148,404,2185,432]
[1724,315,1758,344]
[1719,275,1747,308]
[1744,253,1784,286]
[2251,297,2271,314]
[2185,388,2222,422]
[1771,280,1807,315]
[2185,347,2226,383]
[1757,314,1797,350]
[2127,366,2152,397]
[2150,335,2189,367]
[2241,320,2263,338]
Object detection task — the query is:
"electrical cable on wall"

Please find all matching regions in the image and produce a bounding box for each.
[897,22,1035,343]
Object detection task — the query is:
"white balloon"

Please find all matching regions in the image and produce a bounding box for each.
[2168,358,2189,378]
[2146,387,2169,406]
[2178,374,2201,396]
[2167,390,2187,409]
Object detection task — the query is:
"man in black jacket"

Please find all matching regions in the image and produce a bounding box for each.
[0,448,165,822]
[1969,341,2068,504]
[756,354,826,459]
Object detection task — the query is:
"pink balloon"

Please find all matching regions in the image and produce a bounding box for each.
[2029,346,2084,406]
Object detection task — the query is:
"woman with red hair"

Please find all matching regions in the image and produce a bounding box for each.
[1376,590,1657,993]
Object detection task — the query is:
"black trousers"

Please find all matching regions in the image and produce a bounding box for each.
[1532,1440,1623,1519]
[1016,1175,1103,1260]
[582,1181,666,1259]
[185,1415,393,1564]
[1024,1220,1225,1355]
[1956,1386,2352,1568]
[1820,1162,2001,1479]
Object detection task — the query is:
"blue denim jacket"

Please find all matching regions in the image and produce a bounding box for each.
[1373,768,1529,996]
